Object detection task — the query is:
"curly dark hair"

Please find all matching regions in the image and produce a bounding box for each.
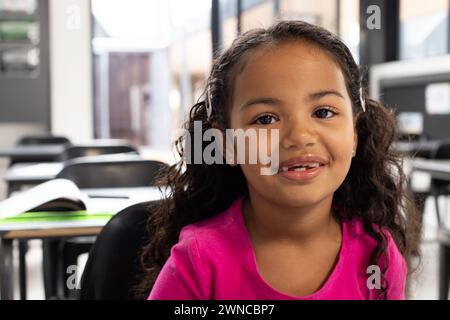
[135,20,421,300]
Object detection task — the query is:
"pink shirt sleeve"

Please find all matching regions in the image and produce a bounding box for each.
[385,233,408,300]
[148,227,208,300]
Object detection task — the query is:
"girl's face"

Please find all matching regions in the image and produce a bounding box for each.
[228,40,357,209]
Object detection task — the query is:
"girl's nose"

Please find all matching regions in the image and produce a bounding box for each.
[280,116,318,150]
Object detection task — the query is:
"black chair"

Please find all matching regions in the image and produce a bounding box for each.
[429,138,450,300]
[56,158,167,188]
[59,144,138,162]
[79,200,157,299]
[9,134,70,166]
[43,158,168,299]
[17,134,70,146]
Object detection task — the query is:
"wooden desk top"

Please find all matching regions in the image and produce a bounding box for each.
[2,226,102,240]
[0,145,65,160]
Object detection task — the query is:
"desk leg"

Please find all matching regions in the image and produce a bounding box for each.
[0,238,14,300]
[19,240,27,300]
[439,243,450,300]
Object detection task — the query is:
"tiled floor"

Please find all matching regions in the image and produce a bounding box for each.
[10,196,446,300]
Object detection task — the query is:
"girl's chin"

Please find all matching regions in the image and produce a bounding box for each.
[260,191,328,208]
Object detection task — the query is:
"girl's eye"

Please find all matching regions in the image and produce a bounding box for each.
[314,107,337,119]
[253,114,278,125]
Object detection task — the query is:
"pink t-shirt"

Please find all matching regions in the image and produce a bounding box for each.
[148,196,407,300]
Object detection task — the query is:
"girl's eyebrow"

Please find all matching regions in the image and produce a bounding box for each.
[240,97,282,111]
[308,90,345,101]
[240,90,345,111]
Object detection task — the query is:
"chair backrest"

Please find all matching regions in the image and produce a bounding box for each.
[56,158,169,188]
[9,134,71,166]
[59,145,138,162]
[430,138,450,209]
[432,138,450,160]
[79,200,157,300]
[17,134,71,146]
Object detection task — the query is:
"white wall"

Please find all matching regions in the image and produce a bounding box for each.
[49,0,93,143]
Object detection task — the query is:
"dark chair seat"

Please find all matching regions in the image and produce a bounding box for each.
[9,134,71,166]
[79,201,156,299]
[17,134,70,146]
[59,144,138,162]
[56,158,166,189]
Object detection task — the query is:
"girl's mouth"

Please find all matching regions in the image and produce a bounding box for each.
[277,163,326,181]
[279,162,322,172]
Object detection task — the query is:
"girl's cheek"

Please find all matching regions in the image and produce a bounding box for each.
[327,140,353,166]
[240,130,277,166]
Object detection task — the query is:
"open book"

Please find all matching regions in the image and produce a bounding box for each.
[0,179,90,219]
[0,179,125,227]
[0,179,116,228]
[0,179,162,228]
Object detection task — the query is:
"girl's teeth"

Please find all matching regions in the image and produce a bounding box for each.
[279,163,322,173]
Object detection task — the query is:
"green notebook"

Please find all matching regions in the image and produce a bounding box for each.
[0,210,114,224]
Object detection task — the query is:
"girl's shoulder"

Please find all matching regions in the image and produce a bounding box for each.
[177,196,244,247]
[344,217,408,299]
[344,216,407,273]
[345,216,402,248]
[167,197,246,280]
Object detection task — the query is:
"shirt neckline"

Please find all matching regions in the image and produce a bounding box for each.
[232,195,349,300]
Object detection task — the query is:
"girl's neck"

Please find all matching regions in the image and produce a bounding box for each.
[242,189,340,246]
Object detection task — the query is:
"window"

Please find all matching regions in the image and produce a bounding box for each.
[400,0,449,60]
[339,0,360,63]
[91,0,212,150]
[280,0,338,33]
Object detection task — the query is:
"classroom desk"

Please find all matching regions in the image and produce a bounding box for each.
[394,140,439,158]
[0,141,137,162]
[2,152,152,190]
[411,158,450,181]
[0,142,153,164]
[0,187,164,300]
[2,153,146,195]
[2,150,171,184]
[0,145,66,162]
[409,158,450,209]
[4,162,64,188]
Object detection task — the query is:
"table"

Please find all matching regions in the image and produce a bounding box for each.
[2,152,146,195]
[2,152,152,193]
[4,162,64,190]
[411,158,450,181]
[0,145,66,162]
[394,140,439,158]
[0,187,164,300]
[410,158,450,300]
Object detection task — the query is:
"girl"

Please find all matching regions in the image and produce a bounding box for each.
[138,20,421,300]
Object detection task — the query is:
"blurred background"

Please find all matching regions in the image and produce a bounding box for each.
[0,0,450,300]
